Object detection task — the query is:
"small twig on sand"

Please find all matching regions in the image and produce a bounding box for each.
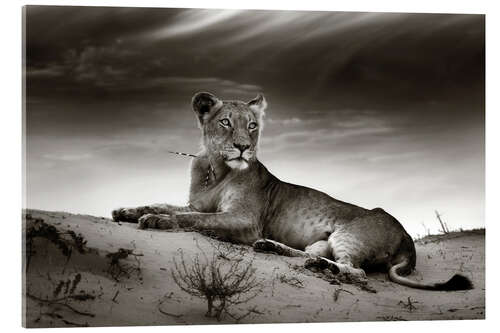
[111,290,120,303]
[26,292,95,317]
[333,288,354,302]
[158,307,183,318]
[61,319,90,327]
[398,296,419,312]
[377,315,407,321]
[435,210,450,234]
[278,273,304,288]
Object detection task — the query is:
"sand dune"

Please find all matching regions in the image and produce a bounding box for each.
[22,209,484,327]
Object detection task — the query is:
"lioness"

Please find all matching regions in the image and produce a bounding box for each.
[112,92,472,291]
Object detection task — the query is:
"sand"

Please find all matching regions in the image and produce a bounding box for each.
[22,209,485,327]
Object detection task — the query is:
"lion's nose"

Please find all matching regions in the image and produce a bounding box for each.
[233,143,250,153]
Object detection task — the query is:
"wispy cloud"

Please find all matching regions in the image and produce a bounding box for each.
[261,126,394,154]
[144,77,262,94]
[261,111,397,154]
[27,65,65,78]
[27,38,263,95]
[146,9,243,40]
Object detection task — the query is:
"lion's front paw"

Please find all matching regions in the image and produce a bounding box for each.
[112,207,140,222]
[112,208,125,222]
[138,214,156,229]
[138,214,178,230]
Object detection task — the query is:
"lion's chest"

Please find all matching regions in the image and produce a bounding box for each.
[188,172,242,213]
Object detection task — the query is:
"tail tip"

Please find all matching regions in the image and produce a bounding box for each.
[435,274,473,291]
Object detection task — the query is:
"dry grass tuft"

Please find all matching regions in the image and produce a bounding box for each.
[171,241,264,321]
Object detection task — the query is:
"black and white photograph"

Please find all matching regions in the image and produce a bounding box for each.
[22,5,485,328]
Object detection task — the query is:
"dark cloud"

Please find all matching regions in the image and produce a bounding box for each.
[26,7,483,103]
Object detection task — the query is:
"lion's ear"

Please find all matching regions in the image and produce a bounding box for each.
[247,94,267,121]
[191,92,223,124]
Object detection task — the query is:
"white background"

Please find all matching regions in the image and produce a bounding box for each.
[1,0,498,332]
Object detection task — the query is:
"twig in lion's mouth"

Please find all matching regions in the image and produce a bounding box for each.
[167,150,197,158]
[167,150,216,186]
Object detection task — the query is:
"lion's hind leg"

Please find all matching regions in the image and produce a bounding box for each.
[303,240,344,274]
[305,240,330,257]
[253,239,309,257]
[324,231,368,280]
[253,238,367,281]
[253,239,344,274]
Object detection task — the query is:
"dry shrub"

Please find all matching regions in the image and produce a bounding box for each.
[27,272,97,326]
[25,214,87,271]
[171,242,264,321]
[106,248,143,282]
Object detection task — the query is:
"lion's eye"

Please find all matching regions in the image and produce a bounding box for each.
[220,118,231,127]
[248,122,258,130]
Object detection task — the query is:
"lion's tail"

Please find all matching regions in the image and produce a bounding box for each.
[388,259,473,291]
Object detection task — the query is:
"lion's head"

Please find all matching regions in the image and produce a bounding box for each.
[191,92,267,170]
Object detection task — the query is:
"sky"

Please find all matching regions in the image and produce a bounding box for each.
[24,6,484,237]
